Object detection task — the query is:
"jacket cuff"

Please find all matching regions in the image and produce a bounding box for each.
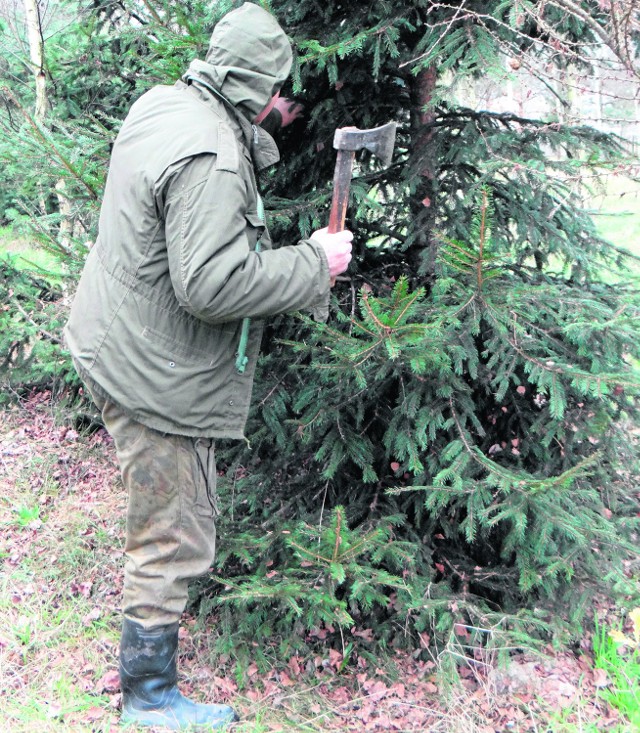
[303,237,331,322]
[259,107,283,137]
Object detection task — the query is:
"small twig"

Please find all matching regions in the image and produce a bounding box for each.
[317,481,329,544]
[10,297,63,344]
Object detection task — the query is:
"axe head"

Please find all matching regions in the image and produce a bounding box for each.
[333,121,397,168]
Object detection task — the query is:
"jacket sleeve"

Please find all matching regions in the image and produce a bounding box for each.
[162,154,330,324]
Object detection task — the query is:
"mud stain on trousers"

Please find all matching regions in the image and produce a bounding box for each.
[90,388,219,627]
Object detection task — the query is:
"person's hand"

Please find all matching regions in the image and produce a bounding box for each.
[310,227,353,285]
[273,97,304,128]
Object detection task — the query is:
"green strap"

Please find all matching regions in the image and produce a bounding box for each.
[235,194,265,374]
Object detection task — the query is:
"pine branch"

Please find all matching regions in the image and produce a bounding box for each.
[1,87,100,200]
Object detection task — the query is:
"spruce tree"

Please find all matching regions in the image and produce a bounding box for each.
[1,0,639,657]
[203,0,640,656]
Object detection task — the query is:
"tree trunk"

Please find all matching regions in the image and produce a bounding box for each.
[23,0,48,124]
[23,0,74,250]
[55,178,74,251]
[406,66,438,283]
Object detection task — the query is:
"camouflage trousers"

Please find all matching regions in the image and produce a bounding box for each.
[90,389,218,627]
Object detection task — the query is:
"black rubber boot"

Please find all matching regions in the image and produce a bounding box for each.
[119,618,238,730]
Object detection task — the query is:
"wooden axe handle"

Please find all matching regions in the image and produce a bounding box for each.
[328,148,355,234]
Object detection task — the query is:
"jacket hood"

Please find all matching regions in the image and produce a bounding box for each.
[182,3,292,122]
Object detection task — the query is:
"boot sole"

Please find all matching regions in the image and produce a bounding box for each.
[121,709,238,730]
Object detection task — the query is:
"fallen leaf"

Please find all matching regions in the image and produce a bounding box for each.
[278,671,294,687]
[46,703,63,719]
[592,667,610,688]
[97,670,120,693]
[83,607,101,625]
[83,706,103,722]
[328,648,343,670]
[287,655,301,676]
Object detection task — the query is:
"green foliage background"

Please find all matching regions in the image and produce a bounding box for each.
[1,0,639,661]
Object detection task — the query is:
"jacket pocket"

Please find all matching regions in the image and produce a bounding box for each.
[192,438,218,518]
[141,326,217,366]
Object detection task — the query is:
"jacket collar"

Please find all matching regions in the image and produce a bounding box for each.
[182,61,280,171]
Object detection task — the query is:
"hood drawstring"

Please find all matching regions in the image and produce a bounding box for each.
[235,193,265,374]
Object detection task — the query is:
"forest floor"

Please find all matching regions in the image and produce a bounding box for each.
[1,393,638,733]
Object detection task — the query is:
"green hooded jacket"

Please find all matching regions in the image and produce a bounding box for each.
[64,3,330,438]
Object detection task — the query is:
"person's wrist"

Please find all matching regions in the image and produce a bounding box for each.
[259,107,283,136]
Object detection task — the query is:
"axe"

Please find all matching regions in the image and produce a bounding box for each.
[328,121,397,234]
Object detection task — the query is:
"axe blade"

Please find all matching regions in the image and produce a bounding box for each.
[333,121,397,168]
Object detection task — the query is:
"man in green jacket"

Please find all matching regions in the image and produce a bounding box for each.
[64,3,353,729]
